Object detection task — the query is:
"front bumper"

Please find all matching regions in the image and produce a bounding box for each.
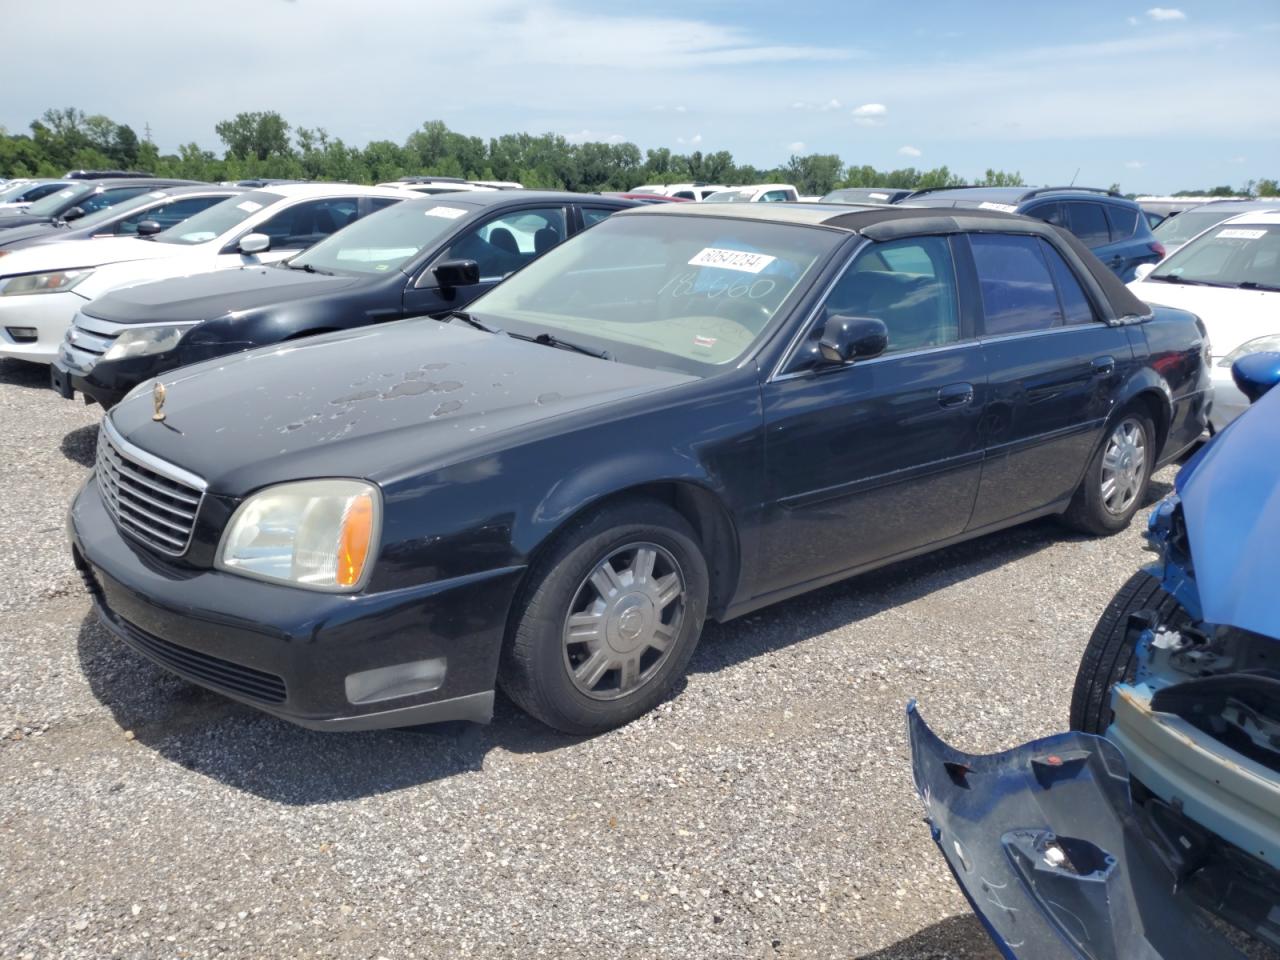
[1209,362,1250,432]
[0,290,86,363]
[908,702,1266,959]
[70,477,525,730]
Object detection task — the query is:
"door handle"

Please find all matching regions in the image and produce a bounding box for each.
[937,382,974,408]
[1091,356,1116,377]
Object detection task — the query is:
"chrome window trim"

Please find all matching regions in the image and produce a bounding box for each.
[101,416,208,493]
[770,339,981,384]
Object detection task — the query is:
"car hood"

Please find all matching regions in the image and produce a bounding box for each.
[0,235,183,277]
[1174,383,1280,638]
[1128,280,1279,356]
[906,703,1245,960]
[83,266,370,325]
[107,318,694,495]
[0,222,63,248]
[0,213,51,229]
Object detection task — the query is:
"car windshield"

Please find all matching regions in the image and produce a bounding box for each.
[704,189,756,203]
[468,213,840,376]
[290,200,466,275]
[153,190,283,245]
[72,189,171,229]
[22,183,92,216]
[0,182,39,202]
[1152,208,1246,245]
[1150,223,1280,289]
[822,189,896,204]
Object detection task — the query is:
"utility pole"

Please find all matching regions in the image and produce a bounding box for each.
[144,122,153,144]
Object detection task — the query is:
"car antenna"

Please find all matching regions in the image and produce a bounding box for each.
[1069,167,1080,187]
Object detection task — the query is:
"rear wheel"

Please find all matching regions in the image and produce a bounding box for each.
[1070,570,1190,734]
[500,499,709,735]
[1063,409,1155,535]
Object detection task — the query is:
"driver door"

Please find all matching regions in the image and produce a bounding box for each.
[756,235,987,597]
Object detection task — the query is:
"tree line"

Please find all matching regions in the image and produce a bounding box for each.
[2,108,1275,198]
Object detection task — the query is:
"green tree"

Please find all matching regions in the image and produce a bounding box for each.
[214,111,293,162]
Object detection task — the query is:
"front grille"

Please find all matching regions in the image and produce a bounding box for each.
[67,312,119,357]
[115,614,288,704]
[95,421,205,556]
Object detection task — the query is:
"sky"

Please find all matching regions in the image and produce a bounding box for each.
[2,0,1278,193]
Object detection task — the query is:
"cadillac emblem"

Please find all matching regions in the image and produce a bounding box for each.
[152,381,167,422]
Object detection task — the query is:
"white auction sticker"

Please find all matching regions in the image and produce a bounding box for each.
[978,201,1019,213]
[1217,228,1267,240]
[869,192,890,200]
[236,200,263,213]
[688,247,776,274]
[148,190,168,198]
[425,205,467,220]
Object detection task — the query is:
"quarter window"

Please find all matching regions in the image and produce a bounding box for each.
[1038,239,1098,326]
[581,207,616,227]
[1104,204,1139,240]
[1064,202,1110,247]
[970,234,1061,335]
[818,236,962,354]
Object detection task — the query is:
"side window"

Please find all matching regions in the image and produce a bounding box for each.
[437,206,567,281]
[1038,239,1098,326]
[581,207,617,227]
[969,234,1062,335]
[23,183,66,203]
[760,190,791,203]
[1064,202,1110,247]
[1026,201,1066,228]
[255,197,362,249]
[672,190,696,200]
[817,236,962,355]
[369,197,401,212]
[78,186,149,215]
[1104,203,1139,241]
[116,196,224,235]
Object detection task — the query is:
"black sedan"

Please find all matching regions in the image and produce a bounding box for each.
[0,184,244,253]
[68,203,1210,734]
[0,177,198,232]
[55,190,636,407]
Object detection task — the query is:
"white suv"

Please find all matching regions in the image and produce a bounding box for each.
[630,183,729,201]
[0,183,414,364]
[703,184,800,203]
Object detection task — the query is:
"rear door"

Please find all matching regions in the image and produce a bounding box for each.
[757,234,987,595]
[1100,202,1156,281]
[964,232,1133,529]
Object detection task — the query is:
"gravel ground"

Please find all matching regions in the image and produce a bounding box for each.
[0,355,1269,959]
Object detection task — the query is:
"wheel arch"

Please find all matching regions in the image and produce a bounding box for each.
[1113,370,1173,455]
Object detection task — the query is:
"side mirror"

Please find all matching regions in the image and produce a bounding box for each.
[135,219,162,237]
[819,315,888,365]
[238,232,271,255]
[62,206,86,222]
[1133,263,1156,281]
[1232,351,1280,404]
[433,258,480,290]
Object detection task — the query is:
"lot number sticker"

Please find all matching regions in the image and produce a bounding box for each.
[424,206,467,220]
[689,247,777,273]
[978,201,1019,213]
[1217,228,1267,240]
[236,200,263,213]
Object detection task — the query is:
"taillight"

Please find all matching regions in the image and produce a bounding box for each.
[1150,241,1167,258]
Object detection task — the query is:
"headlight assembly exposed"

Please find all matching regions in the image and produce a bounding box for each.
[0,268,94,296]
[102,324,192,361]
[217,479,381,592]
[1219,333,1280,366]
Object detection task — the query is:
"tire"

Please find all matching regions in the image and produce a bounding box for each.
[1069,570,1189,734]
[499,499,709,735]
[1062,407,1156,536]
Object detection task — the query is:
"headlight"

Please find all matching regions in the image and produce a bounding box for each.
[102,324,192,362]
[1219,334,1280,366]
[217,479,380,592]
[0,268,94,296]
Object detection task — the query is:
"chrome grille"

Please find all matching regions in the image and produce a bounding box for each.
[95,420,206,556]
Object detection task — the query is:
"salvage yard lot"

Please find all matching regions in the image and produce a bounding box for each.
[0,356,1171,960]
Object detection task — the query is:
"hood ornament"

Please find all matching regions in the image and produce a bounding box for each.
[152,381,167,422]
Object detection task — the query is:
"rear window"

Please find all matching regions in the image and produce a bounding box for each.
[1065,202,1110,247]
[1104,204,1139,240]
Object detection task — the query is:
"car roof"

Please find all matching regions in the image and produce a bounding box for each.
[1221,209,1280,225]
[906,185,1130,206]
[266,182,421,199]
[398,189,634,209]
[1184,199,1280,213]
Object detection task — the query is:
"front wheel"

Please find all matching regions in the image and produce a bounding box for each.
[500,499,709,735]
[1062,409,1156,535]
[1069,570,1190,734]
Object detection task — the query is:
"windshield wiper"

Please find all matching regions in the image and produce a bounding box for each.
[1146,274,1223,286]
[445,310,502,334]
[285,261,332,275]
[511,331,611,360]
[1237,281,1280,292]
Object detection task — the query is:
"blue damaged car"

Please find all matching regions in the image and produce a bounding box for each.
[909,351,1280,959]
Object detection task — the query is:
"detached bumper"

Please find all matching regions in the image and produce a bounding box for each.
[907,702,1247,960]
[70,478,524,730]
[0,290,85,363]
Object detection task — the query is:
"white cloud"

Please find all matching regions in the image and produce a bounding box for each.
[898,145,922,157]
[1146,7,1187,20]
[676,133,703,146]
[1127,15,1139,25]
[788,141,807,153]
[564,130,626,145]
[1229,155,1248,164]
[852,103,888,126]
[1124,160,1145,169]
[791,98,843,112]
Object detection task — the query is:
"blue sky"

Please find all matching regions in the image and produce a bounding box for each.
[3,0,1278,192]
